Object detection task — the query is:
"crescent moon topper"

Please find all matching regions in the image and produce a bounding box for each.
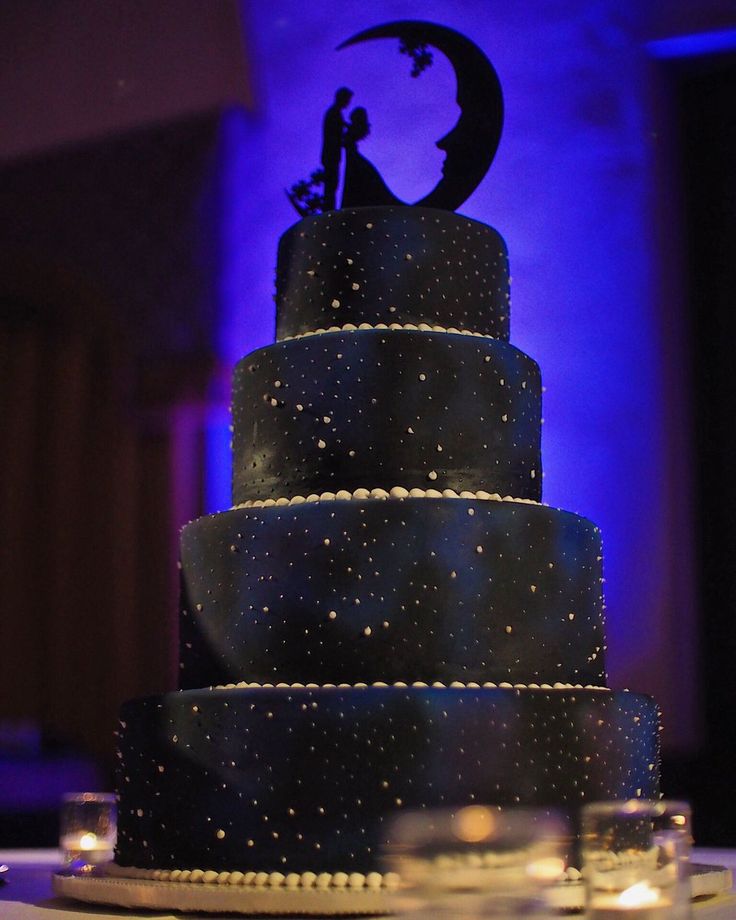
[286,20,504,216]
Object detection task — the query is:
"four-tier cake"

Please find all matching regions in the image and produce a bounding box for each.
[113,204,660,900]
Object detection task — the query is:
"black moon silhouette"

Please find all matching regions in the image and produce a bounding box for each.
[338,20,504,211]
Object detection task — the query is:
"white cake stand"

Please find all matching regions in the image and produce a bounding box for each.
[52,862,733,915]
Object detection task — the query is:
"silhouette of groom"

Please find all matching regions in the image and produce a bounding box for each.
[321,87,353,211]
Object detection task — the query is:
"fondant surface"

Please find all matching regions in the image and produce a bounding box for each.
[231,329,541,504]
[115,686,659,873]
[275,207,510,341]
[179,498,605,688]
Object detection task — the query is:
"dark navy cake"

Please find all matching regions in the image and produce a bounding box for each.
[113,206,660,898]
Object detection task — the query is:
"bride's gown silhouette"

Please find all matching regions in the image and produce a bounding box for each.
[340,107,401,208]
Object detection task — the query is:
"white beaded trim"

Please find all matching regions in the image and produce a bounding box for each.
[234,486,540,510]
[212,680,610,691]
[106,860,584,888]
[106,862,399,890]
[281,322,494,342]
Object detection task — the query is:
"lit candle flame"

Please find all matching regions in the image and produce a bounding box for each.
[79,832,99,851]
[618,880,660,908]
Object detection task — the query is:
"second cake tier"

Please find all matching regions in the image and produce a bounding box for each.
[179,498,605,689]
[231,329,541,505]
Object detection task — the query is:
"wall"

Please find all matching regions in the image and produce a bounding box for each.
[0,0,251,162]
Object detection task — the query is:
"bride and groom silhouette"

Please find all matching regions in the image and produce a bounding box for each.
[321,86,399,211]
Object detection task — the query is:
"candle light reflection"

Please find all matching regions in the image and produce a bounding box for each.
[618,880,660,908]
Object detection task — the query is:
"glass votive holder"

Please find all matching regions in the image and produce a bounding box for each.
[581,800,692,919]
[59,792,117,870]
[383,805,568,918]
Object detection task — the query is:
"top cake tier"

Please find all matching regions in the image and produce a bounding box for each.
[275,207,510,341]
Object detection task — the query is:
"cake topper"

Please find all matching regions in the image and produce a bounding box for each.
[287,21,504,216]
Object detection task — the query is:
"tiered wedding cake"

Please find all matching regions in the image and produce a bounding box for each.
[113,204,660,896]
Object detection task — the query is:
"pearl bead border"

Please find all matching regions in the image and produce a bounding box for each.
[279,322,495,342]
[104,861,586,888]
[106,862,398,890]
[234,486,540,510]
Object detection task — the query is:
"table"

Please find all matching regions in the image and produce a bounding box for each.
[1,849,735,918]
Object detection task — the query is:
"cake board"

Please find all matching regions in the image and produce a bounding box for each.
[52,863,733,915]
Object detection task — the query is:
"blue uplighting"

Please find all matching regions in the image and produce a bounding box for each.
[205,407,232,515]
[647,29,736,59]
[201,3,697,740]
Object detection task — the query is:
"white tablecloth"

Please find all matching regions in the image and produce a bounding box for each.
[1,848,735,919]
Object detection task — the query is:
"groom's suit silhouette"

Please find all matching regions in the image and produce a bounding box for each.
[321,87,353,211]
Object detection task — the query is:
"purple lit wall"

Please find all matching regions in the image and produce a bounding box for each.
[201,1,736,750]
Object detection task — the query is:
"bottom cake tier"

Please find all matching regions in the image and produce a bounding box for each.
[115,686,659,876]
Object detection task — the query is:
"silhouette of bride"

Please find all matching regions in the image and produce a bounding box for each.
[340,107,401,208]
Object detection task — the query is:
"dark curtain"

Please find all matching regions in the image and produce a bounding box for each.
[0,286,177,766]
